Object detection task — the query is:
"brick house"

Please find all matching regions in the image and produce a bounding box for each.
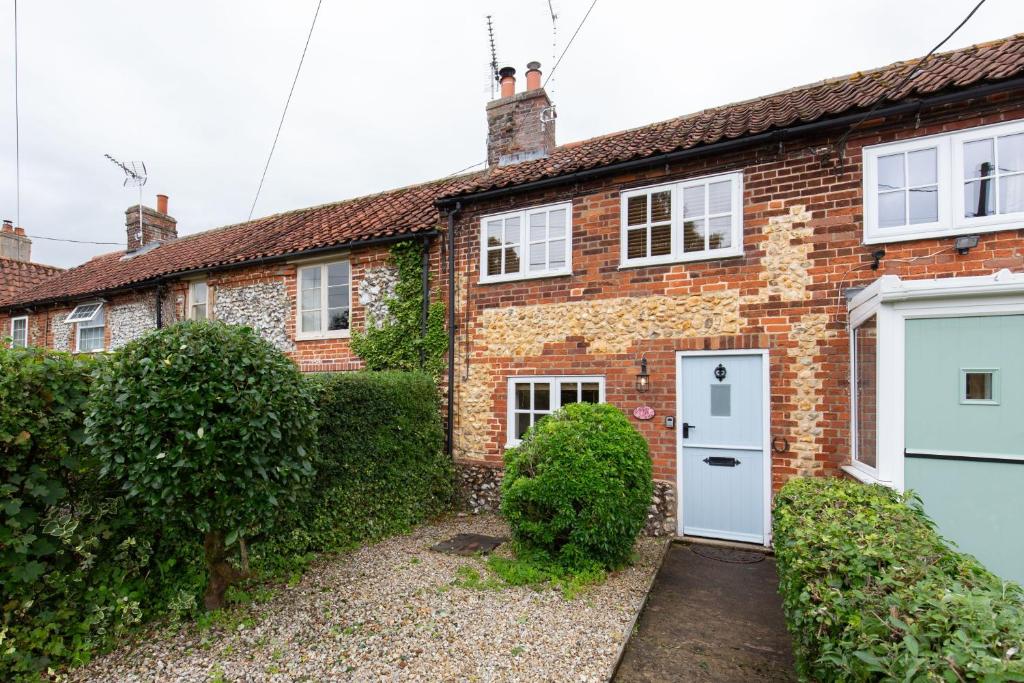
[0,221,63,346]
[3,35,1023,579]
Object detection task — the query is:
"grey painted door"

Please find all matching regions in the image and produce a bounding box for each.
[679,353,766,544]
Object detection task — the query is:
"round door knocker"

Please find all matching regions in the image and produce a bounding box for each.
[772,436,789,454]
[714,363,727,382]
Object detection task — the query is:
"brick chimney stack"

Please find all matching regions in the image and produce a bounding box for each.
[126,194,177,252]
[486,61,557,167]
[0,220,32,261]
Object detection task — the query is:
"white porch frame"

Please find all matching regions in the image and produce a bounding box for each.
[845,269,1024,491]
[675,349,772,547]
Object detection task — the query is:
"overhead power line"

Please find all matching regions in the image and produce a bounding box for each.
[543,0,598,88]
[26,234,125,246]
[248,0,324,220]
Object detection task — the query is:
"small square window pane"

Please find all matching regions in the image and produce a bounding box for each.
[504,217,520,244]
[964,179,994,218]
[300,267,321,290]
[710,384,731,417]
[487,248,502,276]
[560,382,580,406]
[708,180,732,214]
[964,372,993,401]
[327,287,348,309]
[708,215,732,250]
[999,175,1024,214]
[877,153,905,191]
[534,383,550,411]
[529,242,546,270]
[301,288,320,310]
[581,382,600,403]
[504,246,521,273]
[908,186,938,224]
[907,148,937,186]
[529,212,547,242]
[548,239,566,269]
[516,413,532,439]
[651,191,672,223]
[683,185,705,218]
[651,224,672,256]
[963,139,995,179]
[548,209,566,238]
[627,228,647,259]
[301,311,321,333]
[998,133,1024,175]
[486,220,503,247]
[327,262,349,287]
[627,195,647,226]
[515,383,531,410]
[878,190,906,228]
[327,308,349,331]
[682,219,705,252]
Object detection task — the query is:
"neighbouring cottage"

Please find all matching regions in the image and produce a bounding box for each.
[3,35,1023,582]
[0,220,63,347]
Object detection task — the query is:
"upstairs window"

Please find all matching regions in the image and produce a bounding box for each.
[480,203,572,283]
[864,119,1024,243]
[621,171,744,267]
[296,260,350,339]
[10,316,27,348]
[188,281,210,320]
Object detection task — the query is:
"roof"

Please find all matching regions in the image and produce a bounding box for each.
[445,33,1024,197]
[3,173,481,308]
[0,258,63,304]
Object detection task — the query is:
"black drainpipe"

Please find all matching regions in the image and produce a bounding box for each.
[445,202,462,456]
[155,284,164,329]
[419,234,431,369]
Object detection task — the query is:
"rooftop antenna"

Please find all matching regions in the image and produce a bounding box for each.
[486,15,499,98]
[547,1,558,96]
[105,154,147,248]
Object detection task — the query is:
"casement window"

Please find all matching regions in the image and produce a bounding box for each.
[863,119,1024,243]
[296,260,350,339]
[480,202,572,283]
[9,316,27,348]
[506,376,604,445]
[188,281,210,320]
[850,315,878,475]
[620,171,744,267]
[67,303,105,353]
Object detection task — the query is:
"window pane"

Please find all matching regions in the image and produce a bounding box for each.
[627,227,647,260]
[79,326,104,352]
[651,224,672,256]
[534,383,550,411]
[878,190,905,228]
[327,262,349,287]
[999,175,1024,214]
[998,133,1024,175]
[651,191,672,223]
[710,384,731,417]
[301,311,321,333]
[548,209,566,239]
[504,217,520,245]
[301,288,320,310]
[907,148,937,186]
[560,382,580,406]
[580,382,600,403]
[877,153,904,191]
[548,239,566,269]
[12,319,26,347]
[964,372,993,401]
[192,303,207,321]
[529,242,546,270]
[682,219,705,252]
[486,220,502,247]
[627,195,647,226]
[504,246,521,273]
[855,317,877,469]
[327,308,349,331]
[516,412,532,440]
[529,212,547,243]
[963,139,994,179]
[487,248,502,276]
[683,185,704,218]
[964,179,994,218]
[191,281,208,300]
[300,267,321,290]
[708,180,731,214]
[708,215,732,250]
[908,186,938,224]
[327,288,348,310]
[515,383,531,410]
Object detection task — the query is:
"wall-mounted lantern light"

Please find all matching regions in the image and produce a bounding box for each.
[636,355,650,393]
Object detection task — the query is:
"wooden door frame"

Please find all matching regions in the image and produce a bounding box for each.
[675,349,772,547]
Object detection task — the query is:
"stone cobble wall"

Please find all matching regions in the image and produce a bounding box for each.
[109,296,157,350]
[358,266,398,329]
[214,281,294,352]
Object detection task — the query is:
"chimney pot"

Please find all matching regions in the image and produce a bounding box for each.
[525,61,542,91]
[2,220,12,233]
[156,194,168,214]
[14,227,25,236]
[498,66,516,98]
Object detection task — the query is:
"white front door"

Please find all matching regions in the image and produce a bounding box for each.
[677,352,769,545]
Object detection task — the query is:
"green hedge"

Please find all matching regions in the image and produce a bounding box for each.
[773,477,1024,681]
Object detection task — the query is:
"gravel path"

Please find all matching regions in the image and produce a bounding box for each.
[69,515,664,682]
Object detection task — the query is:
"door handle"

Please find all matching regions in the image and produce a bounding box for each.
[682,422,696,438]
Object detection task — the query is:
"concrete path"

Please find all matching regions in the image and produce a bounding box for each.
[614,542,796,682]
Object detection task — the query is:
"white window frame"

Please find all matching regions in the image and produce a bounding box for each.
[505,375,605,447]
[65,302,104,324]
[187,280,211,321]
[74,305,105,353]
[479,202,573,284]
[863,118,1024,244]
[959,368,1000,405]
[295,259,352,341]
[9,315,27,348]
[620,171,744,268]
[849,313,880,480]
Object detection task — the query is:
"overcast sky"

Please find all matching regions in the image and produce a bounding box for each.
[0,0,1020,267]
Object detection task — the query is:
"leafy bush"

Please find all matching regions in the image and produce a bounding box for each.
[774,477,1024,681]
[86,321,317,609]
[255,370,453,569]
[500,402,652,570]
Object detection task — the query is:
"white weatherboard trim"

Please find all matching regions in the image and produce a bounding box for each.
[479,201,573,284]
[504,375,605,447]
[295,259,352,341]
[676,349,771,547]
[9,315,27,347]
[848,271,1024,492]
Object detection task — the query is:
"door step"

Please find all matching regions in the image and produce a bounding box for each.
[675,535,774,555]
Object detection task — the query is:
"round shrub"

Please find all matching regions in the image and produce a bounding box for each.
[86,321,317,608]
[500,402,653,570]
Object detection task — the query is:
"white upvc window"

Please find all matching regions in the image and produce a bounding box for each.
[72,305,105,353]
[296,260,351,340]
[188,280,210,320]
[506,375,605,446]
[9,316,27,348]
[620,171,744,267]
[850,314,878,478]
[480,202,572,283]
[863,118,1024,243]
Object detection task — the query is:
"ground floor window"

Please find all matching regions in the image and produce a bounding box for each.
[10,316,27,347]
[507,375,604,445]
[66,302,105,353]
[852,315,878,472]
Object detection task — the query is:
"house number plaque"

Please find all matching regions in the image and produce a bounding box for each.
[632,406,655,420]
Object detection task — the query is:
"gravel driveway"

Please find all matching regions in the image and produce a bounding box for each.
[69,514,664,682]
